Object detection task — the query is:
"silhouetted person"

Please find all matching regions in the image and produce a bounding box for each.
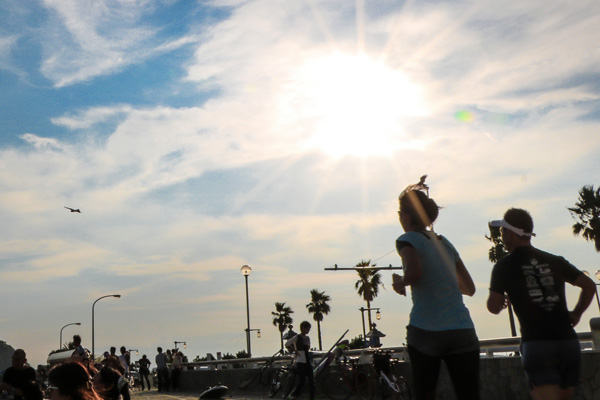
[170,351,183,391]
[138,355,151,390]
[393,179,479,400]
[0,349,37,400]
[487,208,596,400]
[155,347,169,392]
[285,321,314,400]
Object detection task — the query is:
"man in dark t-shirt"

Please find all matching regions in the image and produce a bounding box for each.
[486,208,595,400]
[0,349,37,400]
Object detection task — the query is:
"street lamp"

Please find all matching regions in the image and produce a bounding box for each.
[92,294,121,359]
[359,307,381,339]
[60,322,81,349]
[246,328,261,339]
[241,264,253,357]
[128,349,139,356]
[174,341,187,350]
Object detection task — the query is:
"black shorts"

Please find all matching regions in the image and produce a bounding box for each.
[521,339,580,389]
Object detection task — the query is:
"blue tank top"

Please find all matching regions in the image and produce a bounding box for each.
[396,231,474,331]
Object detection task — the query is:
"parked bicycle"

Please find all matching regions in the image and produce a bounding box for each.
[372,350,412,400]
[320,356,373,400]
[268,360,298,398]
[239,350,283,390]
[269,329,349,399]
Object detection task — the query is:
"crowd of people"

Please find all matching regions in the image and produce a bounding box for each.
[2,177,596,400]
[0,338,187,400]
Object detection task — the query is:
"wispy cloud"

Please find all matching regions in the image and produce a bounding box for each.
[38,0,201,87]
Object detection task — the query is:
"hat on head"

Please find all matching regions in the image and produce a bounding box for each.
[490,219,535,237]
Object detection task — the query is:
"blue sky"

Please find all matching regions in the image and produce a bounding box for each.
[1,0,599,367]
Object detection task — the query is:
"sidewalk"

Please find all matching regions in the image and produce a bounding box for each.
[131,389,269,400]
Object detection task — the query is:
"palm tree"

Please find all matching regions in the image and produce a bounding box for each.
[306,289,331,350]
[568,185,600,252]
[354,259,383,330]
[272,302,294,351]
[485,225,517,337]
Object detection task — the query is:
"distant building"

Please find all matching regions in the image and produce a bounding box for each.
[0,340,16,371]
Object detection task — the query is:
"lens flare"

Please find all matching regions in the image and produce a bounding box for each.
[455,110,474,122]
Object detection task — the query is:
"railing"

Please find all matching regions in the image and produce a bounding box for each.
[180,331,596,371]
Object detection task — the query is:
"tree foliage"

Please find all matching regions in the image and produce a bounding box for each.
[568,185,600,252]
[485,224,517,337]
[485,225,508,263]
[306,289,331,350]
[272,302,294,351]
[354,259,383,328]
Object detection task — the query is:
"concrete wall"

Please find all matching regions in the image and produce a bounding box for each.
[176,351,600,399]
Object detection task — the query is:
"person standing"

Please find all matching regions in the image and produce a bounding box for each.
[118,346,130,376]
[285,321,314,400]
[0,349,37,400]
[487,208,595,400]
[392,178,480,400]
[170,351,183,391]
[138,355,152,391]
[155,347,170,392]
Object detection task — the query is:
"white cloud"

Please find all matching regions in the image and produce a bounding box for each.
[39,0,200,87]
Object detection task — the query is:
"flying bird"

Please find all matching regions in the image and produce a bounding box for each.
[64,206,81,213]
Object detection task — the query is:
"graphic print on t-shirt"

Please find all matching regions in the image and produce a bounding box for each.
[522,257,559,311]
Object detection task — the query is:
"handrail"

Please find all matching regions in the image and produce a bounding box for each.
[179,332,595,370]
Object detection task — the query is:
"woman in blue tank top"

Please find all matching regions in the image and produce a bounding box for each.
[392,177,480,400]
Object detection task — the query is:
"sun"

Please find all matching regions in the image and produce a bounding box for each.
[285,53,428,158]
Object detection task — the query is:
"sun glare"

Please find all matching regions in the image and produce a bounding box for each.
[289,53,427,158]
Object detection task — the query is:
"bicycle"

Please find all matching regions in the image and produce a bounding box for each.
[270,329,350,399]
[268,360,299,398]
[239,350,282,390]
[372,350,412,400]
[320,356,373,400]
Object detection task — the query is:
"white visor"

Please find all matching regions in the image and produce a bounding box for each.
[489,219,535,237]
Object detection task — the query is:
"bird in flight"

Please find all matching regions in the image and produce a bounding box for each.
[64,206,81,213]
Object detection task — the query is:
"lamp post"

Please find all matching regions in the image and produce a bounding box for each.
[92,294,121,359]
[174,341,187,350]
[128,349,139,356]
[359,307,381,339]
[60,322,81,349]
[241,265,253,357]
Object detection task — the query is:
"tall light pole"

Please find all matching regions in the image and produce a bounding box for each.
[60,322,81,349]
[359,307,381,339]
[92,294,121,359]
[241,265,253,357]
[174,341,187,350]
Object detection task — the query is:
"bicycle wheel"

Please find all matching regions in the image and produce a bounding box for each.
[321,370,352,400]
[355,370,374,400]
[394,376,412,400]
[268,369,284,398]
[281,369,299,399]
[379,374,392,400]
